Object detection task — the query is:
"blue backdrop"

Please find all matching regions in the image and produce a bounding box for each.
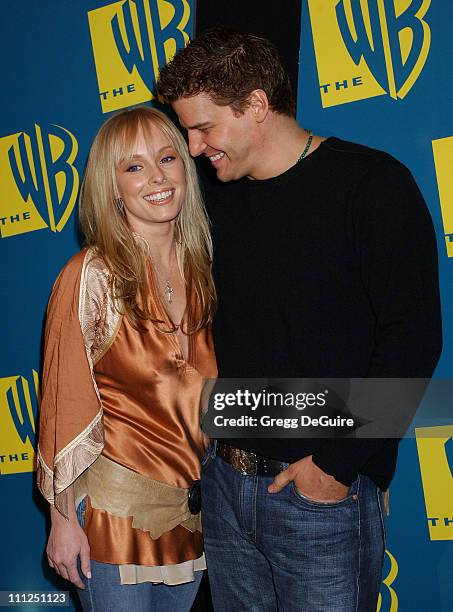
[0,1,451,610]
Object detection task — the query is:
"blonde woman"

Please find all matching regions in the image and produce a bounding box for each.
[37,106,217,611]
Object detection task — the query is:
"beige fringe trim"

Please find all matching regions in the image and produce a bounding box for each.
[119,555,206,585]
[74,455,201,539]
[78,249,122,372]
[37,410,104,518]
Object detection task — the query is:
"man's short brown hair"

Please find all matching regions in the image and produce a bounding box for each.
[157,28,295,116]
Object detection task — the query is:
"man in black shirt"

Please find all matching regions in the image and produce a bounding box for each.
[158,28,442,611]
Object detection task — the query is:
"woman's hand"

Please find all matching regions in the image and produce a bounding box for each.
[47,501,91,589]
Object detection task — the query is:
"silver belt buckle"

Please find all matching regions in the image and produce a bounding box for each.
[231,448,257,476]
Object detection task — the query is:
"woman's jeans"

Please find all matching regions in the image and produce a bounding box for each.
[201,442,386,612]
[75,498,202,612]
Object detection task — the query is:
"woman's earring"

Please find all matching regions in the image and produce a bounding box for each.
[115,198,124,213]
[175,216,183,245]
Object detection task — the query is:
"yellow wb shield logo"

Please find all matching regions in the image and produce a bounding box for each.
[88,0,191,113]
[0,371,39,475]
[415,425,453,541]
[0,124,79,238]
[308,0,431,108]
[432,136,453,258]
[377,550,399,612]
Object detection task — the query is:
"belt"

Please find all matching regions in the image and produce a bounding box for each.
[216,442,287,477]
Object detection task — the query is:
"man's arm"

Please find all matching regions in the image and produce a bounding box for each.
[271,158,442,497]
[312,158,442,486]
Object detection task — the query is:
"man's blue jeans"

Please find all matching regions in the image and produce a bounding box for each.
[201,443,386,611]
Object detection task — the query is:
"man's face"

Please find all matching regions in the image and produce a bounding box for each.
[172,93,259,182]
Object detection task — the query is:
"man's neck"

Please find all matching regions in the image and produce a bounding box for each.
[247,115,324,181]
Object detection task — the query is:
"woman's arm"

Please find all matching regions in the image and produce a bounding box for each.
[46,486,91,589]
[38,251,114,584]
[37,250,105,517]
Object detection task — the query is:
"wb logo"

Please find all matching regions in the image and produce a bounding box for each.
[0,371,39,475]
[432,135,453,258]
[0,124,79,239]
[307,0,431,108]
[88,0,192,114]
[377,550,398,612]
[415,425,453,541]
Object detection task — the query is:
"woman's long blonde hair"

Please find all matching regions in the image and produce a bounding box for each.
[79,105,216,332]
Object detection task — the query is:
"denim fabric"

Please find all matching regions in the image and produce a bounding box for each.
[201,443,386,612]
[75,497,202,612]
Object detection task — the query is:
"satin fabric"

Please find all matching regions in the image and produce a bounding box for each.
[91,262,216,565]
[38,248,217,568]
[37,249,103,517]
[96,262,215,486]
[85,498,204,566]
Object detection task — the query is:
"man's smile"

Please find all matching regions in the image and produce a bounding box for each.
[207,151,226,165]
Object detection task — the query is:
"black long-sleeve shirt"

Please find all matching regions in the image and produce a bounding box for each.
[201,137,442,490]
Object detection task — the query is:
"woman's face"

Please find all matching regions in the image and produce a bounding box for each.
[115,121,186,233]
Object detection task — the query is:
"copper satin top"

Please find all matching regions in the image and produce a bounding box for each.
[37,246,216,570]
[88,261,216,565]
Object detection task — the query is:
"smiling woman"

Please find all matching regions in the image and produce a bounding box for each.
[36,106,217,612]
[79,107,216,334]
